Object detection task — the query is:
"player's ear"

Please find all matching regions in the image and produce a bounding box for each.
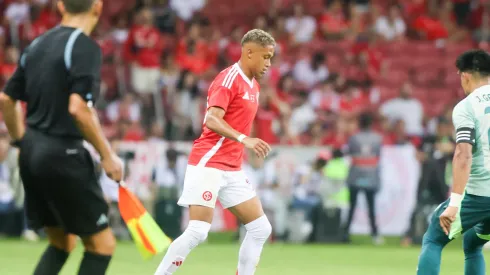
[92,0,103,17]
[247,48,253,60]
[57,0,66,15]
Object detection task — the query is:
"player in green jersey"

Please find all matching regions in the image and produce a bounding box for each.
[417,50,490,275]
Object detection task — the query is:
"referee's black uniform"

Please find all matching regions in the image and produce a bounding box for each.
[4,26,109,236]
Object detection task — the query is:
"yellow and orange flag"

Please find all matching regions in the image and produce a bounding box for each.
[118,183,172,260]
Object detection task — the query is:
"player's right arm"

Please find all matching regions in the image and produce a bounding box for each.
[68,36,123,182]
[0,51,27,143]
[205,84,271,158]
[440,101,474,235]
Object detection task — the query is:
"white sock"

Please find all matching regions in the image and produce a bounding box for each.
[154,220,211,275]
[237,215,272,275]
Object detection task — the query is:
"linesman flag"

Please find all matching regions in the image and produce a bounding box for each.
[118,183,172,260]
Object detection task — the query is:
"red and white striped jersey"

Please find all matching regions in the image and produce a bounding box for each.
[188,63,260,171]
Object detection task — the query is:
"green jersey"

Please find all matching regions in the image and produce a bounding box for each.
[453,84,490,197]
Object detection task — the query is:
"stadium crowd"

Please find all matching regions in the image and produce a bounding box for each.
[0,0,488,245]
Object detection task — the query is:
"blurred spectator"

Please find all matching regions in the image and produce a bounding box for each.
[175,22,214,74]
[380,82,424,136]
[285,3,317,44]
[452,0,471,27]
[309,75,340,112]
[4,0,30,47]
[152,148,186,239]
[4,0,30,26]
[220,26,244,65]
[288,91,317,138]
[374,4,406,41]
[343,113,383,245]
[346,0,370,14]
[0,132,38,241]
[111,15,130,45]
[24,5,48,43]
[115,119,145,141]
[169,0,206,21]
[243,150,287,241]
[293,51,329,88]
[319,0,351,40]
[148,121,166,142]
[170,70,201,140]
[254,15,269,31]
[254,87,281,145]
[124,8,164,95]
[438,0,468,42]
[289,151,330,243]
[1,46,19,84]
[410,0,469,42]
[383,119,421,146]
[402,117,454,246]
[106,93,142,124]
[159,53,181,108]
[152,0,177,34]
[471,1,490,44]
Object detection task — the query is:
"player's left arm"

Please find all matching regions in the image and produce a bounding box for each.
[451,142,472,196]
[0,64,27,142]
[439,102,474,235]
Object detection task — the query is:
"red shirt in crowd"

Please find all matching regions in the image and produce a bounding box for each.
[254,106,279,144]
[412,15,449,40]
[175,39,216,74]
[123,25,164,68]
[319,12,349,34]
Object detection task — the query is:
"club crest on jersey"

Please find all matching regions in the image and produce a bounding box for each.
[202,191,213,201]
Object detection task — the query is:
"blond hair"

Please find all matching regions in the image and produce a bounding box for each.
[241,29,276,47]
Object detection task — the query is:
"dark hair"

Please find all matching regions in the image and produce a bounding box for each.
[166,149,179,163]
[278,73,293,91]
[311,52,326,69]
[456,49,490,77]
[359,113,373,130]
[62,0,95,14]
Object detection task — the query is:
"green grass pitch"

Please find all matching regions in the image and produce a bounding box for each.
[0,237,488,275]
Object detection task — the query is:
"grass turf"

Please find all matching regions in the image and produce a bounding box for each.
[0,236,488,275]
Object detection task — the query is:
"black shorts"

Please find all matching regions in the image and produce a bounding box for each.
[19,128,109,236]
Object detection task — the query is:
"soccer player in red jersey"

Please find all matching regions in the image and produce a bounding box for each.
[155,29,275,275]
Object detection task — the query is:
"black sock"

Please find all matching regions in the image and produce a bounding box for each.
[78,252,112,275]
[33,245,69,275]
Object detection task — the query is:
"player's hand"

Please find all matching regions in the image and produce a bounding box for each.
[102,152,124,183]
[242,137,271,159]
[439,206,458,236]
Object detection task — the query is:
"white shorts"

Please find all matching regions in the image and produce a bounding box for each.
[131,65,160,94]
[178,165,256,209]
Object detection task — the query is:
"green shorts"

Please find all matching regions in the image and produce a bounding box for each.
[427,193,490,243]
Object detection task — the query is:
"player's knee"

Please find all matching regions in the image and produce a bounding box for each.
[463,232,485,254]
[248,216,272,241]
[50,236,77,253]
[186,220,211,245]
[82,229,117,255]
[46,229,77,253]
[259,219,273,240]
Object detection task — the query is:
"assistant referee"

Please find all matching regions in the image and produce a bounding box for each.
[0,1,123,275]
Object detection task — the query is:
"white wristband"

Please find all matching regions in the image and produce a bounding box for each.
[449,192,463,207]
[237,134,247,143]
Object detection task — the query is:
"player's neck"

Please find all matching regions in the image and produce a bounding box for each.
[470,80,490,94]
[61,15,97,36]
[237,60,254,81]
